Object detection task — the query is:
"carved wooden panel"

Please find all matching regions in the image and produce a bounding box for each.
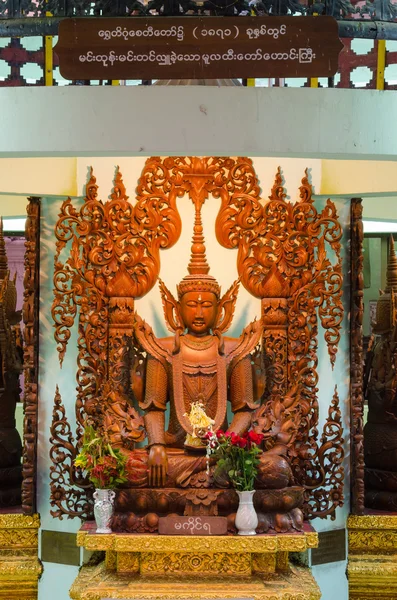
[50,158,345,521]
[50,165,182,517]
[215,161,345,519]
[49,385,93,520]
[350,198,365,515]
[22,197,40,514]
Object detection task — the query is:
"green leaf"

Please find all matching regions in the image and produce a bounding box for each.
[87,437,101,447]
[107,444,117,458]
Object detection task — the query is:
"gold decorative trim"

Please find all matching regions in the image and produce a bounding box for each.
[117,552,139,574]
[348,514,397,530]
[140,552,252,576]
[106,550,117,571]
[348,515,397,599]
[276,551,289,572]
[0,514,40,529]
[0,560,42,578]
[77,531,318,554]
[252,553,276,574]
[349,529,397,553]
[0,514,41,600]
[0,529,38,547]
[70,561,321,600]
[74,528,319,599]
[348,556,397,599]
[349,556,397,577]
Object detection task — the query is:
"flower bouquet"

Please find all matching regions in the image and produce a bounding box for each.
[74,425,128,533]
[206,429,264,535]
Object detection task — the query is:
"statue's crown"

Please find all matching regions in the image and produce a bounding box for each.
[177,194,220,300]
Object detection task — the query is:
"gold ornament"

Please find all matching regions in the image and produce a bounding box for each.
[348,514,397,599]
[73,529,320,600]
[0,514,41,600]
[76,530,318,554]
[70,561,321,600]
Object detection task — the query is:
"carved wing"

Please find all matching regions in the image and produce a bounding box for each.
[227,319,264,369]
[158,278,183,334]
[214,278,240,335]
[134,312,172,367]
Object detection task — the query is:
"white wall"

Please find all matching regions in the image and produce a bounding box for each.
[1,87,397,160]
[362,196,397,221]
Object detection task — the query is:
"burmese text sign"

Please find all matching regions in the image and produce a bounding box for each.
[54,16,343,80]
[158,515,228,535]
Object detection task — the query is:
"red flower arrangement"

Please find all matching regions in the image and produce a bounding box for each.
[206,429,264,491]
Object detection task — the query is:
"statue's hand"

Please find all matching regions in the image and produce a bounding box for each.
[148,444,168,487]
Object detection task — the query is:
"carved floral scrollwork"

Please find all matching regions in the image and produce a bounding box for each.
[49,386,93,520]
[216,161,345,519]
[50,164,182,518]
[350,198,365,515]
[216,165,343,367]
[52,166,182,425]
[22,197,40,515]
[300,387,345,519]
[52,167,182,366]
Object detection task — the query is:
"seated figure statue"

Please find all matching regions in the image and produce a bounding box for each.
[112,207,303,533]
[365,235,397,510]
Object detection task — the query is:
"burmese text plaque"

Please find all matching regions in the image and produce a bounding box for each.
[55,16,343,80]
[158,515,228,535]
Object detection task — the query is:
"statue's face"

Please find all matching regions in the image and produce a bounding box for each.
[179,291,218,336]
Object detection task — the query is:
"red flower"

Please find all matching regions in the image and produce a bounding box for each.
[91,465,104,477]
[224,431,231,438]
[238,437,248,448]
[216,429,225,439]
[230,433,240,446]
[102,455,117,469]
[248,430,264,446]
[91,464,110,487]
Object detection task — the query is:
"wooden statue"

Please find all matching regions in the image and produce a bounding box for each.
[0,219,23,507]
[111,187,302,533]
[364,235,397,510]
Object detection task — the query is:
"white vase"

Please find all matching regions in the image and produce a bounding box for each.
[93,489,116,534]
[235,490,258,536]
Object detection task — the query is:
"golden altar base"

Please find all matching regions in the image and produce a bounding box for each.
[71,525,320,600]
[0,513,42,600]
[348,514,397,599]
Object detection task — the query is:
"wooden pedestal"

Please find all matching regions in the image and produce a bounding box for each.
[70,522,321,600]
